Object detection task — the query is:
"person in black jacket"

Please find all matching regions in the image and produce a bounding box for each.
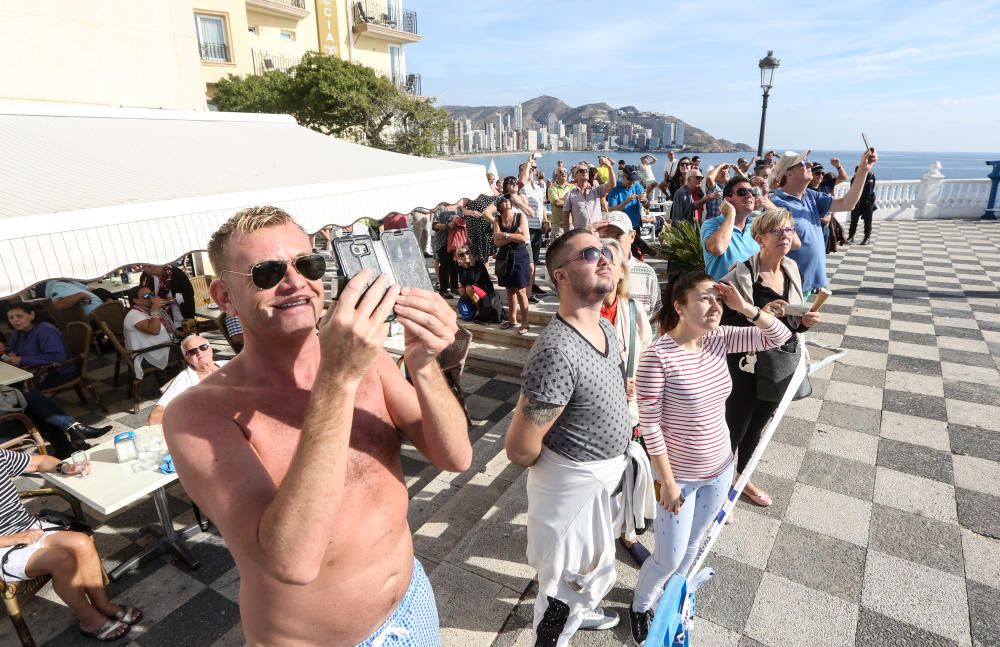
[848,167,877,245]
[138,262,196,328]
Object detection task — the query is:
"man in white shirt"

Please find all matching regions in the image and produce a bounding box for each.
[519,158,551,300]
[148,335,226,425]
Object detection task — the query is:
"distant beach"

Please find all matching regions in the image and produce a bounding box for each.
[448,150,1000,182]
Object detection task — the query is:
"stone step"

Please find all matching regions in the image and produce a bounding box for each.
[429,469,534,647]
[384,334,529,376]
[410,412,524,570]
[463,321,540,349]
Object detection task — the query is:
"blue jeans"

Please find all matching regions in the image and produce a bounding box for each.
[23,390,75,432]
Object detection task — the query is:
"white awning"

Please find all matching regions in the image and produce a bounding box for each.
[0,103,489,297]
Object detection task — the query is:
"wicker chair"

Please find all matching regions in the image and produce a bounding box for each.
[37,322,106,412]
[38,298,88,333]
[0,414,47,455]
[91,302,180,413]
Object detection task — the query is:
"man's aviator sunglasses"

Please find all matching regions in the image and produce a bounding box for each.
[223,254,327,290]
[555,246,613,270]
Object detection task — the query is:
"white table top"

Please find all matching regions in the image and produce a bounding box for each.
[194,304,221,320]
[0,362,34,386]
[86,277,140,295]
[40,428,177,516]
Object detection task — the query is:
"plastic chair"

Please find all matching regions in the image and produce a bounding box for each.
[38,322,106,412]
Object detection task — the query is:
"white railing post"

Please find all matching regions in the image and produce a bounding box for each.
[916,162,946,218]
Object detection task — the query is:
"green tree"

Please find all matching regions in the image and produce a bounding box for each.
[213,52,450,157]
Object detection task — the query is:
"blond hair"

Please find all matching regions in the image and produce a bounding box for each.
[750,208,794,240]
[208,206,302,272]
[601,238,631,299]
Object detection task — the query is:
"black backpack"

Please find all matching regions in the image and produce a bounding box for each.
[476,291,506,323]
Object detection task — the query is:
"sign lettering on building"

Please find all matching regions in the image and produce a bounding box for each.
[315,0,337,56]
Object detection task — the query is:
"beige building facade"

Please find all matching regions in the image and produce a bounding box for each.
[1,0,422,110]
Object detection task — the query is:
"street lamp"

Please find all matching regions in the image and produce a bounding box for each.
[756,50,780,159]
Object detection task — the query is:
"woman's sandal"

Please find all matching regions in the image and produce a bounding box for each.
[113,606,143,625]
[500,321,515,330]
[518,326,530,335]
[80,618,130,642]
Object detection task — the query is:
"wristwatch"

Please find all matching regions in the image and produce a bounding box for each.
[747,307,762,323]
[56,462,66,475]
[503,232,510,240]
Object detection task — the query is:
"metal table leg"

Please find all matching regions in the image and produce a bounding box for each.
[109,487,203,580]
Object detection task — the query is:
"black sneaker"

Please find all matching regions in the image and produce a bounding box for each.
[532,284,548,295]
[860,237,870,246]
[629,608,651,646]
[528,295,541,304]
[845,236,854,244]
[438,291,455,300]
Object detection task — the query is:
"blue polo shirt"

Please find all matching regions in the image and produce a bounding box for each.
[607,181,644,229]
[770,188,833,293]
[701,215,760,280]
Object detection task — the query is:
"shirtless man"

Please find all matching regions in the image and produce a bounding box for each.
[164,206,472,646]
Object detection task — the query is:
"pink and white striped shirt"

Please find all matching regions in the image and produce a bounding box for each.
[636,321,791,481]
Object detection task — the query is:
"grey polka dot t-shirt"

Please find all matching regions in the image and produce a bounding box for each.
[521,315,631,462]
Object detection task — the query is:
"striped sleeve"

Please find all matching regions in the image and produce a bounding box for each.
[721,319,792,354]
[635,346,668,456]
[0,449,30,479]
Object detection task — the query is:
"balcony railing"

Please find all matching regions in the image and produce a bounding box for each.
[391,72,421,96]
[252,49,301,75]
[199,42,231,63]
[353,1,418,35]
[268,0,306,9]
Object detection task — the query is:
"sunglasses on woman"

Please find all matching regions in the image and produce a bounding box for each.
[223,253,327,290]
[184,343,210,357]
[555,246,613,270]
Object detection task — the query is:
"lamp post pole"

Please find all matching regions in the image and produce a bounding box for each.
[756,50,780,159]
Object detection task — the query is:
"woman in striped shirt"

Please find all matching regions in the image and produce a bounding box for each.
[628,271,791,644]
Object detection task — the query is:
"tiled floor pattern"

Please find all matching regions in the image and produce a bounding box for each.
[3,219,1000,646]
[494,220,1000,647]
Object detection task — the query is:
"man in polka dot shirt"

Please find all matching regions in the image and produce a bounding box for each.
[506,229,633,645]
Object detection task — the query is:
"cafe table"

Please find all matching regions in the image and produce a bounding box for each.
[0,362,34,386]
[40,427,201,580]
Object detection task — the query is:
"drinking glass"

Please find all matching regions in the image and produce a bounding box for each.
[70,450,89,477]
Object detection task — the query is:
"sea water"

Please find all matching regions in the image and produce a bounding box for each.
[456,150,1000,182]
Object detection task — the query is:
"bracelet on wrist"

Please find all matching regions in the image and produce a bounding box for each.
[56,462,66,475]
[747,307,762,322]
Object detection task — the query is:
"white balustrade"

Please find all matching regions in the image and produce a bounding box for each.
[831,163,989,219]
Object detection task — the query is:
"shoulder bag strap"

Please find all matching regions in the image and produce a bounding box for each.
[627,298,637,378]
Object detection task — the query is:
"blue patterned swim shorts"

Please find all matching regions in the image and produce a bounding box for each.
[356,559,440,647]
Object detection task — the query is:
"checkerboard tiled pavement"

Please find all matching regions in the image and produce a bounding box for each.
[5,218,1000,646]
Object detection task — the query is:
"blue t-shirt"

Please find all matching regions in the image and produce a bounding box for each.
[45,280,102,316]
[606,182,644,229]
[701,215,760,280]
[770,188,833,293]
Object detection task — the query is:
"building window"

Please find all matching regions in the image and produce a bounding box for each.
[248,25,257,35]
[279,29,295,41]
[195,13,231,62]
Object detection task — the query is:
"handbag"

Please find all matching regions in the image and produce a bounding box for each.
[755,336,811,402]
[494,246,510,280]
[0,386,26,413]
[447,217,469,253]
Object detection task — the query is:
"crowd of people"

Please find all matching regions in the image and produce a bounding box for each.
[501,147,876,646]
[0,143,880,645]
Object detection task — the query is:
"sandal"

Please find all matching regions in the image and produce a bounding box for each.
[518,326,530,335]
[80,618,130,641]
[113,606,143,625]
[500,321,515,330]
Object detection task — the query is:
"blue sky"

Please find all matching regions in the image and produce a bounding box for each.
[405,0,1000,153]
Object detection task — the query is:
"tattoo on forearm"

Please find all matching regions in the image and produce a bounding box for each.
[522,399,561,425]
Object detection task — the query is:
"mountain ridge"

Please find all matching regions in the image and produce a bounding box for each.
[442,94,753,152]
